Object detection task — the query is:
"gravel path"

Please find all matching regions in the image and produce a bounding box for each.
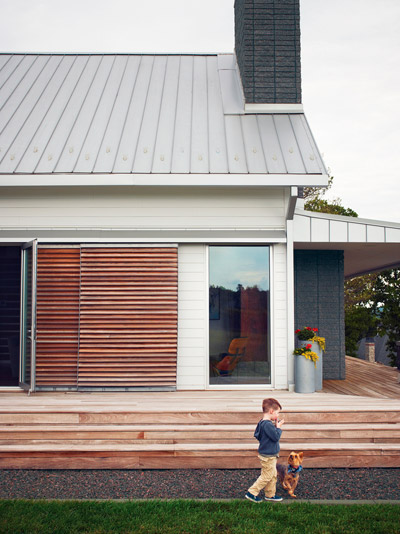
[0,469,399,501]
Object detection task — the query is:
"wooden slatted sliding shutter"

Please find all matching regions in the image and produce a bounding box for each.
[36,248,80,387]
[78,247,178,388]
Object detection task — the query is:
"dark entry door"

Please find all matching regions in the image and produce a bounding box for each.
[20,241,37,390]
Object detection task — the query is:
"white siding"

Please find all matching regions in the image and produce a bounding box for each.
[0,186,286,232]
[272,244,288,389]
[177,244,207,390]
[0,184,291,391]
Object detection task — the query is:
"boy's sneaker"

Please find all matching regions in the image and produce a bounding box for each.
[264,495,283,502]
[245,492,262,503]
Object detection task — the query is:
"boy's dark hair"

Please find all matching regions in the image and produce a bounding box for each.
[262,398,282,413]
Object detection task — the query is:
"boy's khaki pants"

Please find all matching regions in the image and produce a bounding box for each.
[248,455,277,498]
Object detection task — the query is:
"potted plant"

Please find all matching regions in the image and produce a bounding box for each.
[294,327,326,392]
[293,343,318,393]
[295,326,318,341]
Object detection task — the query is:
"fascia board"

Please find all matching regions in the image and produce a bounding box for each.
[0,173,329,187]
[294,208,400,230]
[0,233,287,244]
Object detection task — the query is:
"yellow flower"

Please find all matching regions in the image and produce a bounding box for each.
[303,350,319,367]
[293,346,319,367]
[312,336,326,352]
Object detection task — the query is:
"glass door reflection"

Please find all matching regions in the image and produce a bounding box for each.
[209,246,270,385]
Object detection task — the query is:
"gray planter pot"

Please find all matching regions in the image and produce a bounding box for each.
[294,338,324,392]
[294,349,316,393]
[311,341,323,391]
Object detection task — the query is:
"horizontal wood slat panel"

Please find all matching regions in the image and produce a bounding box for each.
[36,248,80,386]
[78,247,178,388]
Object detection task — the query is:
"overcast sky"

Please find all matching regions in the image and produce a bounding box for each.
[1,0,399,223]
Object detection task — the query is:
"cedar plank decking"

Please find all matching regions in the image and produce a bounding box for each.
[323,356,400,399]
[0,357,399,469]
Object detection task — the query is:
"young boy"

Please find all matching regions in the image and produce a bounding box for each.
[245,398,284,503]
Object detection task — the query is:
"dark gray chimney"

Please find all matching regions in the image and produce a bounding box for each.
[235,0,301,104]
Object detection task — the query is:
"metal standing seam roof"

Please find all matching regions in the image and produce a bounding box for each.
[0,53,327,176]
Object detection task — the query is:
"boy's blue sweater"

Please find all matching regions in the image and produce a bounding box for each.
[254,419,282,456]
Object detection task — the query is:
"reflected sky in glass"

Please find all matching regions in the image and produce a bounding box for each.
[209,246,269,291]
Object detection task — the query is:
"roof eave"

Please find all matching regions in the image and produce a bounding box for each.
[0,173,329,188]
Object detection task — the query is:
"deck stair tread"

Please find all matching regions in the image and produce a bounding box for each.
[1,411,399,426]
[1,422,399,448]
[1,442,400,452]
[0,422,400,433]
[1,399,399,413]
[1,407,399,414]
[2,439,399,446]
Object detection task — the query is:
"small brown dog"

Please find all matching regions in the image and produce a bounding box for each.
[276,451,304,498]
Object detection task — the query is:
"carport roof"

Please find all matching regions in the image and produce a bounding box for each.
[294,208,400,278]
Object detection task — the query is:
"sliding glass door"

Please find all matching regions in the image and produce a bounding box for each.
[20,241,37,390]
[209,246,270,385]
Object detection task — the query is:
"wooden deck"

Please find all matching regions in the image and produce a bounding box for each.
[323,356,400,399]
[0,357,399,470]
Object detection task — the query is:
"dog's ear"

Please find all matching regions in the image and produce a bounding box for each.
[298,452,304,462]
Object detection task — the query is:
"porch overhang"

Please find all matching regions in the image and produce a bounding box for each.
[294,209,400,278]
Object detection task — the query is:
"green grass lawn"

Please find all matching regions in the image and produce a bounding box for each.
[0,500,399,534]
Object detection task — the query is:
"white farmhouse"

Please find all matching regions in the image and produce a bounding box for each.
[0,0,399,393]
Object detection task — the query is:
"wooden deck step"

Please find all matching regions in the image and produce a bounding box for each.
[0,442,399,469]
[1,423,399,444]
[1,410,400,425]
[1,382,399,469]
[1,418,400,468]
[2,442,400,452]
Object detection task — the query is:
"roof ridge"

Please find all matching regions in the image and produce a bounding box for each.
[0,52,222,57]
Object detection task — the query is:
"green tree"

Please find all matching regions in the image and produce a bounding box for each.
[344,274,379,357]
[343,270,400,365]
[373,269,400,366]
[344,273,378,309]
[344,307,378,357]
[303,175,358,217]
